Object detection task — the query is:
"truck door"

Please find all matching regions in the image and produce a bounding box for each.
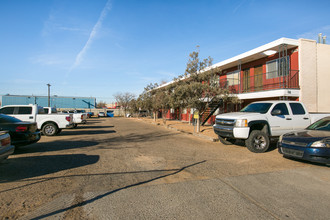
[15,107,35,122]
[267,103,292,136]
[288,102,310,129]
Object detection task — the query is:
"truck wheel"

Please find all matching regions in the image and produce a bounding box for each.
[42,123,58,136]
[245,130,270,153]
[218,136,236,145]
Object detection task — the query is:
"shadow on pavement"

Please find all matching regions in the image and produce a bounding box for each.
[74,125,114,129]
[0,154,100,183]
[100,131,180,144]
[14,140,99,154]
[25,160,206,219]
[59,129,116,136]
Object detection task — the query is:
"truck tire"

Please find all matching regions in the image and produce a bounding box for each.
[42,123,58,136]
[245,130,270,153]
[218,136,236,145]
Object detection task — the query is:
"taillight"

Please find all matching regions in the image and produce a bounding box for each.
[81,115,83,119]
[66,116,71,122]
[1,136,11,146]
[16,125,28,132]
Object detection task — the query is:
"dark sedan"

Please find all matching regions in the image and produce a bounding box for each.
[0,114,41,147]
[278,116,330,165]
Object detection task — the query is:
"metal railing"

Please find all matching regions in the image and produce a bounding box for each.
[219,70,299,94]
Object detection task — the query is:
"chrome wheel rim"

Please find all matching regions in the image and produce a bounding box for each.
[253,135,266,150]
[45,125,55,135]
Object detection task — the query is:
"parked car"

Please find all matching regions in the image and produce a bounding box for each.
[0,104,73,136]
[213,101,330,153]
[138,110,148,117]
[0,131,14,163]
[106,110,114,117]
[59,109,87,128]
[87,112,94,118]
[278,116,330,165]
[98,112,106,117]
[0,114,41,147]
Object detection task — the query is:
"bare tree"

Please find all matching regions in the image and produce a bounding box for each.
[96,101,107,109]
[114,92,136,117]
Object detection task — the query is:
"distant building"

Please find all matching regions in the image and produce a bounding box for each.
[0,94,96,109]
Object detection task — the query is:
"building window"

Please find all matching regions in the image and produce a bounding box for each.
[227,70,239,86]
[266,56,290,79]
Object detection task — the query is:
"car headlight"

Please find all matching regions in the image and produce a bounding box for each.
[235,119,248,127]
[310,141,327,148]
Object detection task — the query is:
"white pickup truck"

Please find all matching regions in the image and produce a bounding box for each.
[0,104,73,136]
[59,109,87,128]
[213,101,330,153]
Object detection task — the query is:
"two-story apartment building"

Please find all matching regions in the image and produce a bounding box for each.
[161,37,330,124]
[215,37,330,112]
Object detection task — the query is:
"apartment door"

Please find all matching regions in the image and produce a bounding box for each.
[242,69,250,92]
[254,65,263,91]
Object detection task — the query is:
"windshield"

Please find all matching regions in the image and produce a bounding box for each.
[240,103,272,114]
[307,118,330,131]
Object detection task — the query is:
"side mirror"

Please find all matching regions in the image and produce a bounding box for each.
[271,109,282,116]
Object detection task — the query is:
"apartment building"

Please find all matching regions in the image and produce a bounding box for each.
[162,37,330,124]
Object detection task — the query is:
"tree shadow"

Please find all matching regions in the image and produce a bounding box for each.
[0,154,99,183]
[99,131,180,144]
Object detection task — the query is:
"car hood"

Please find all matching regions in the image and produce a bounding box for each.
[282,130,330,144]
[216,112,261,119]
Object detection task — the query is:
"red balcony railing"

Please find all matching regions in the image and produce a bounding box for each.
[219,70,299,94]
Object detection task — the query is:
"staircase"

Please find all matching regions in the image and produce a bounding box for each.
[200,98,223,126]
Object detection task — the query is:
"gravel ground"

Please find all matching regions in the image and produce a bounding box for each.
[1,117,327,219]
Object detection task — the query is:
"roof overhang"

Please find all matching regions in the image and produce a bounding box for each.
[237,89,300,100]
[158,37,299,89]
[207,37,299,72]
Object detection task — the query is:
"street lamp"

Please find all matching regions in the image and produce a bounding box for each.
[47,84,51,107]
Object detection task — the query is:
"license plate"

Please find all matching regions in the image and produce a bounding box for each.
[281,148,304,158]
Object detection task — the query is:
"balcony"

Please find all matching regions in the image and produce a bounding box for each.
[219,69,299,94]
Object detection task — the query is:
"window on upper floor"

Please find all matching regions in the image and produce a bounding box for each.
[266,56,290,79]
[227,70,239,86]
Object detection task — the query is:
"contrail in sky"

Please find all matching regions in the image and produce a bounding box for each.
[69,0,111,72]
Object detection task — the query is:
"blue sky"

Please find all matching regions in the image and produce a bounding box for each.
[1,0,330,103]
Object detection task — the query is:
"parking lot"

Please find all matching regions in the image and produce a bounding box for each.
[1,117,330,219]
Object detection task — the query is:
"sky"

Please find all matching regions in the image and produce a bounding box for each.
[1,0,330,103]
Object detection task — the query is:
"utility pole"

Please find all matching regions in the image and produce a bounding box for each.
[47,84,51,107]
